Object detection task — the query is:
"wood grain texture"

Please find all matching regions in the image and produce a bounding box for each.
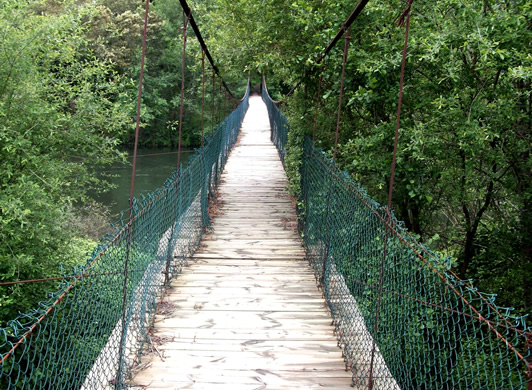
[130,95,353,389]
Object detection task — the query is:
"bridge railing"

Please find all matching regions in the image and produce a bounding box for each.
[0,84,250,390]
[262,83,531,389]
[261,78,289,166]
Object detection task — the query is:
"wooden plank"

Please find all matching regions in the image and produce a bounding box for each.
[210,224,297,229]
[203,235,301,241]
[153,316,334,329]
[219,207,295,212]
[131,95,354,389]
[167,286,324,296]
[153,328,339,341]
[170,281,318,289]
[183,259,308,266]
[173,273,316,282]
[198,244,305,251]
[131,377,355,390]
[165,300,327,312]
[149,339,343,353]
[203,233,302,242]
[180,271,316,279]
[155,312,335,324]
[192,254,304,261]
[181,266,312,274]
[185,259,307,265]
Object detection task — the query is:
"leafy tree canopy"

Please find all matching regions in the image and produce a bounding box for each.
[200,0,531,315]
[0,0,132,324]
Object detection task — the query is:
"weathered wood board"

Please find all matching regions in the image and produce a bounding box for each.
[130,95,354,389]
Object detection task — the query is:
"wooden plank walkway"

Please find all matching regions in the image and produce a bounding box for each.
[130,95,353,389]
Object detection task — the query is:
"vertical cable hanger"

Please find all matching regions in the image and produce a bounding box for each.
[163,9,190,288]
[118,0,151,386]
[217,80,222,123]
[388,0,414,210]
[320,28,351,288]
[176,9,190,177]
[333,27,351,161]
[200,48,205,151]
[369,1,414,389]
[312,73,323,142]
[211,71,216,135]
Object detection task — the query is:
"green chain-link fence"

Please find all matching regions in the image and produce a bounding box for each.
[262,84,531,389]
[0,85,249,389]
[262,82,288,167]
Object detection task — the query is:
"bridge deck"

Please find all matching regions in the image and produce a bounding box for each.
[131,95,353,389]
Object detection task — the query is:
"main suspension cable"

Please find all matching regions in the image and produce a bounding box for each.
[177,0,235,100]
[286,0,370,97]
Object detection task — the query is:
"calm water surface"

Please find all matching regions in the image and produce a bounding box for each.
[91,148,194,218]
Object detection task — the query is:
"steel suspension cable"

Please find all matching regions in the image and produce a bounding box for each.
[286,0,370,97]
[320,31,350,287]
[177,0,235,100]
[217,80,222,124]
[369,1,414,388]
[117,0,151,385]
[201,48,205,150]
[211,71,215,135]
[333,29,350,161]
[164,10,190,287]
[176,10,190,177]
[312,74,323,141]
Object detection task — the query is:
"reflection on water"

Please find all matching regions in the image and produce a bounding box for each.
[90,148,194,218]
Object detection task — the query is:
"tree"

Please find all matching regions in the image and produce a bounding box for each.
[0,0,132,325]
[200,0,531,315]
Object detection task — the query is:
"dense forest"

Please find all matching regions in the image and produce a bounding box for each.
[0,0,530,329]
[0,0,243,325]
[200,0,531,319]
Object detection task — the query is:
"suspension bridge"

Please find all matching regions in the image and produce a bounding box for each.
[0,0,530,389]
[128,93,359,389]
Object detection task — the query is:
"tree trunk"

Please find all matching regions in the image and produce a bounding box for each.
[522,194,532,313]
[459,177,494,279]
[401,199,422,237]
[459,229,475,279]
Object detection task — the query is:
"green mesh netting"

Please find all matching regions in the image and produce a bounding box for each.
[0,86,250,389]
[262,83,531,389]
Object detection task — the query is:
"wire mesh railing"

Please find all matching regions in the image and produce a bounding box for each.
[261,79,289,166]
[0,85,249,390]
[262,84,531,389]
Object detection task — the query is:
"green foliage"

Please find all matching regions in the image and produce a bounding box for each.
[0,0,250,327]
[285,129,530,388]
[0,0,131,325]
[81,0,248,149]
[0,87,250,389]
[0,0,529,381]
[215,0,531,316]
[331,0,531,315]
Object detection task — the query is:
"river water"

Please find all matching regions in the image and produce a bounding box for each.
[90,148,195,218]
